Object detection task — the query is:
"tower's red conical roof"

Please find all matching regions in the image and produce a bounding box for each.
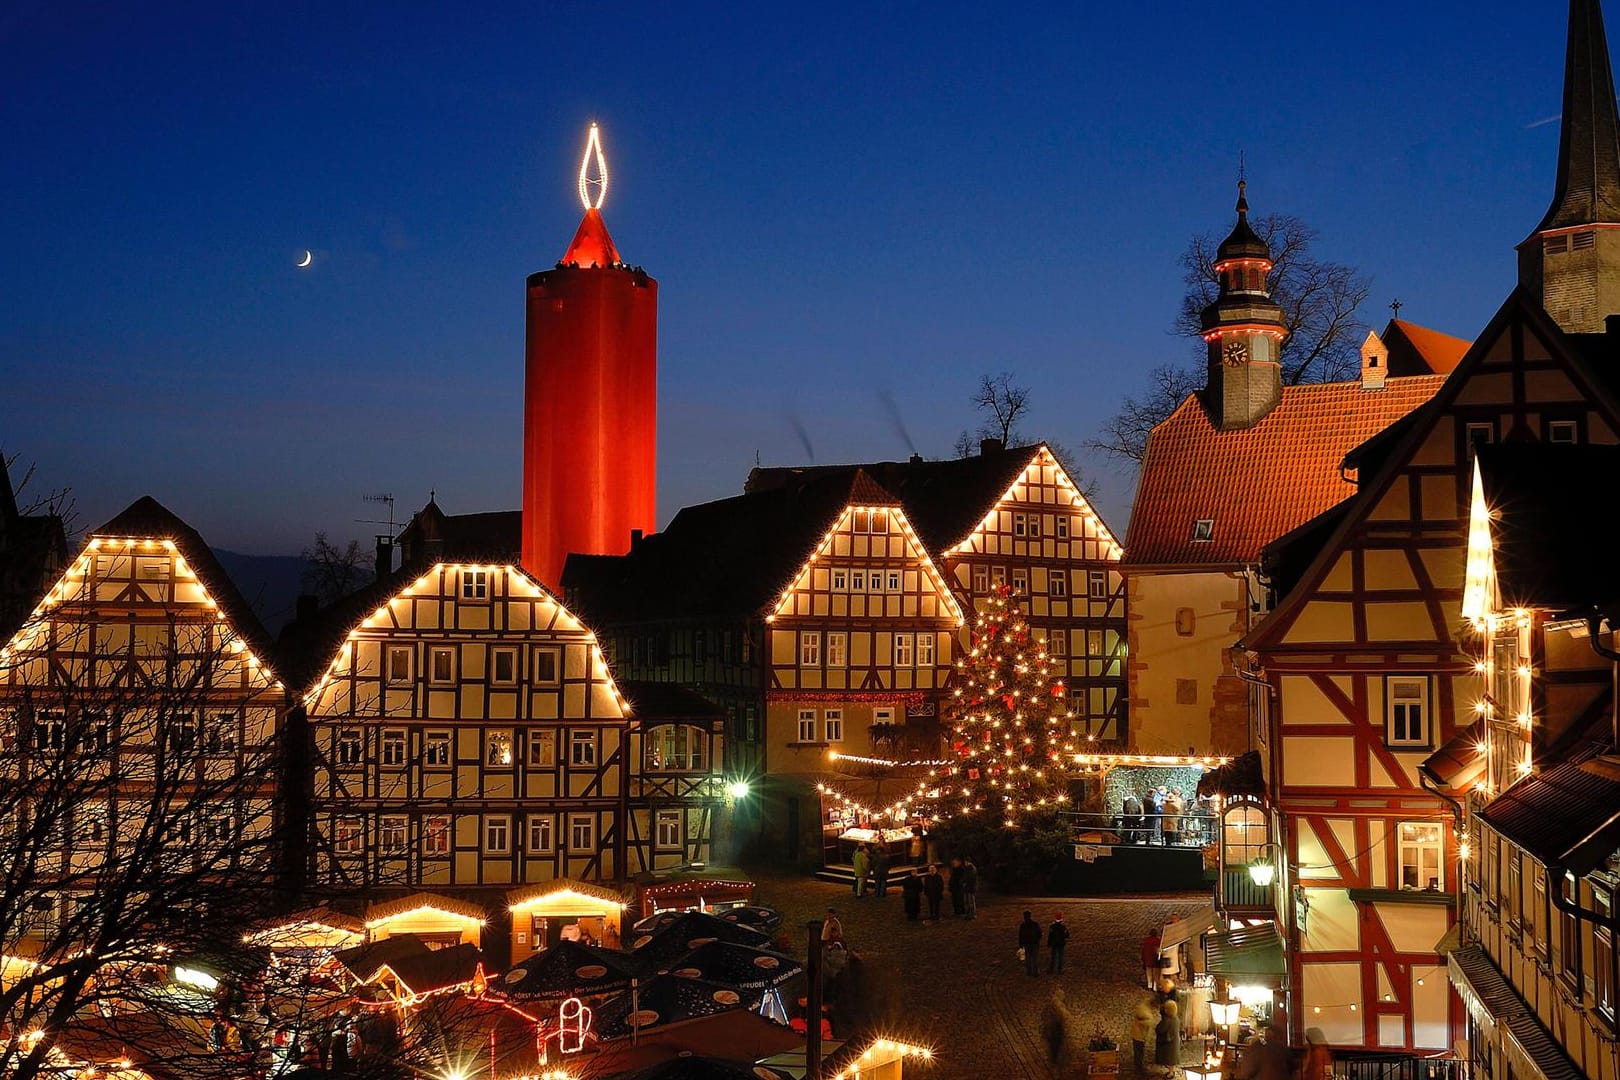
[561,208,621,268]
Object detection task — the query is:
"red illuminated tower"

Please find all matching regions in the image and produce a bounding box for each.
[522,123,658,588]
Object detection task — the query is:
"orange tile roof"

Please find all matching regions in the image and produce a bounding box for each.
[1386,319,1470,375]
[1123,375,1445,567]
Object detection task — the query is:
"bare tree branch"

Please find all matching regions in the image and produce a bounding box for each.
[301,533,374,606]
[971,372,1032,446]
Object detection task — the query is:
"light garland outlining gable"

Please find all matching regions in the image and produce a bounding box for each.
[948,445,1121,558]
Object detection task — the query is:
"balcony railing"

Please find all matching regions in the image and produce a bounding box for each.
[1222,867,1273,909]
[1332,1051,1477,1080]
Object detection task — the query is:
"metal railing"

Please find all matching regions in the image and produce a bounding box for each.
[1332,1051,1477,1080]
[1064,810,1217,848]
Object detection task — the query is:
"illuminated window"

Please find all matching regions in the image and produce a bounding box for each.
[429,647,455,685]
[1222,804,1267,867]
[894,634,914,667]
[1386,677,1431,747]
[1548,419,1579,444]
[797,709,817,743]
[486,731,513,767]
[381,728,406,767]
[534,647,560,686]
[800,632,821,667]
[832,568,848,591]
[460,569,489,601]
[1089,571,1108,599]
[1049,572,1067,598]
[569,730,597,767]
[336,728,362,766]
[826,632,847,667]
[972,566,988,594]
[485,815,511,855]
[334,817,363,856]
[380,815,407,854]
[1011,570,1028,596]
[644,725,706,771]
[528,814,553,853]
[917,633,935,667]
[423,816,450,856]
[824,709,844,742]
[655,810,682,850]
[386,646,413,684]
[1055,516,1070,540]
[1398,821,1444,891]
[491,647,518,685]
[569,814,595,852]
[424,731,451,768]
[528,729,556,768]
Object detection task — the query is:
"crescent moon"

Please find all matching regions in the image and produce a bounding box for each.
[296,250,312,268]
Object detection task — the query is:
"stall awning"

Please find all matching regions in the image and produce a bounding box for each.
[1161,904,1218,953]
[1205,923,1285,978]
[1448,946,1582,1080]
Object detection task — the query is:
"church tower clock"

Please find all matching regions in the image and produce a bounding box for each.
[1200,181,1289,431]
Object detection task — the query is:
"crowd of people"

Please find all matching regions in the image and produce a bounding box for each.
[1116,785,1215,846]
[848,844,982,923]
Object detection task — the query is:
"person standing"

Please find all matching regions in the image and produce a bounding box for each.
[1121,791,1143,843]
[923,864,945,921]
[1141,927,1163,989]
[960,856,979,919]
[900,867,924,921]
[1018,911,1043,977]
[1047,912,1070,974]
[1155,998,1181,1077]
[1163,789,1184,847]
[852,843,870,898]
[822,908,844,949]
[947,857,965,917]
[1150,787,1167,844]
[1130,999,1159,1076]
[871,844,890,898]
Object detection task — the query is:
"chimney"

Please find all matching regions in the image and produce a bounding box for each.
[1360,330,1388,391]
[630,528,644,551]
[980,437,1004,456]
[295,593,320,624]
[375,536,393,582]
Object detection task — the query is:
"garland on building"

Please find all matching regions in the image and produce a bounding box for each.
[940,585,1077,823]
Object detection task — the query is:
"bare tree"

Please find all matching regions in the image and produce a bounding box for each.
[3,451,77,540]
[972,372,1032,446]
[302,533,374,606]
[1090,213,1372,463]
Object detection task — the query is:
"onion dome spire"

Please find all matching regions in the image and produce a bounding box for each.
[1198,178,1288,431]
[1215,180,1271,264]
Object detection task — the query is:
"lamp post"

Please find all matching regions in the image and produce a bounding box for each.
[1208,998,1240,1048]
[1248,844,1277,889]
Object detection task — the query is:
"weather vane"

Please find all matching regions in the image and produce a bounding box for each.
[578,122,609,212]
[1390,298,1403,317]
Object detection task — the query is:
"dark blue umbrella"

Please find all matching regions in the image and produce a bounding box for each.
[595,972,760,1040]
[628,911,770,973]
[631,910,684,936]
[658,941,801,989]
[717,905,783,931]
[497,939,637,1001]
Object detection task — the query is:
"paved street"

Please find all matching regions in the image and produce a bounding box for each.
[750,869,1210,1079]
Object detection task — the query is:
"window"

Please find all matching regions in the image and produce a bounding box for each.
[872,707,896,727]
[645,725,706,771]
[1049,573,1067,598]
[528,729,556,768]
[381,729,406,767]
[1397,821,1444,891]
[850,570,865,591]
[870,510,888,533]
[1533,870,1550,960]
[991,566,1007,587]
[894,634,914,667]
[386,645,413,684]
[917,634,934,667]
[655,810,681,850]
[1508,852,1522,928]
[824,709,844,742]
[487,731,513,767]
[832,568,848,591]
[336,728,362,766]
[1547,420,1578,444]
[460,569,489,601]
[423,816,450,856]
[886,570,900,591]
[533,647,560,685]
[1055,515,1070,539]
[205,713,234,755]
[972,566,988,594]
[800,632,821,667]
[1596,891,1614,1023]
[1011,570,1029,595]
[424,731,451,768]
[1560,873,1582,991]
[1028,515,1041,538]
[484,815,511,855]
[202,811,233,846]
[334,818,363,856]
[429,646,455,685]
[852,509,869,533]
[826,632,847,667]
[1466,422,1496,452]
[1048,630,1068,657]
[528,814,554,853]
[1386,677,1431,747]
[1222,804,1268,867]
[165,716,196,756]
[380,815,407,854]
[79,803,108,846]
[569,730,597,767]
[569,814,595,852]
[1175,608,1196,636]
[1089,571,1108,599]
[491,647,518,685]
[1191,519,1215,543]
[1013,513,1027,538]
[797,709,817,743]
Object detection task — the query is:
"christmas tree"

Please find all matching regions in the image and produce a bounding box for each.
[940,585,1078,824]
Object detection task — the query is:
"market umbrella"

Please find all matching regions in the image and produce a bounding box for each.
[628,912,770,973]
[631,910,685,936]
[660,941,801,990]
[619,1052,794,1080]
[716,905,783,931]
[498,940,637,1001]
[594,972,760,1041]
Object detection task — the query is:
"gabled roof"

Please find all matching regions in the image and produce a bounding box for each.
[1479,740,1620,875]
[1417,720,1485,798]
[1474,443,1620,616]
[396,499,521,567]
[619,680,727,724]
[364,890,488,926]
[1124,376,1444,568]
[1383,319,1471,375]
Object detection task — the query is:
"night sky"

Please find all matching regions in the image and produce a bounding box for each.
[0,2,1584,553]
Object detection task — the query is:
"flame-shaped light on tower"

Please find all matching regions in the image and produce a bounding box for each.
[578,122,609,211]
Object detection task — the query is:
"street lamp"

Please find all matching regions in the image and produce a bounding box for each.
[724,779,751,799]
[1209,998,1241,1046]
[1248,844,1277,888]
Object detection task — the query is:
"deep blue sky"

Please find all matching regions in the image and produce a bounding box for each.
[0,2,1582,553]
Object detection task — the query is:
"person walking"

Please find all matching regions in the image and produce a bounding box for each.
[900,867,923,921]
[871,844,890,898]
[1141,927,1163,988]
[852,843,870,898]
[1150,786,1167,844]
[1155,998,1181,1077]
[822,908,845,949]
[960,856,979,919]
[1047,912,1070,974]
[1162,789,1184,847]
[1130,999,1159,1076]
[1041,987,1072,1067]
[1018,910,1043,977]
[922,864,945,921]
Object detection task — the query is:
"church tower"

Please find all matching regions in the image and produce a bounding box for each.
[1200,181,1288,430]
[522,123,659,589]
[1518,0,1620,334]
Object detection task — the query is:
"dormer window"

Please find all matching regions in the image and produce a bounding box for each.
[1191,519,1215,543]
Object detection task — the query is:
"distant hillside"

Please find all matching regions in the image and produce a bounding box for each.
[211,549,309,636]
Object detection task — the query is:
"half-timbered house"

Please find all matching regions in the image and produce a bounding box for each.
[1241,1,1620,1052]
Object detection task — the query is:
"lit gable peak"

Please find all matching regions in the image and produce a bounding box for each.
[950,445,1121,558]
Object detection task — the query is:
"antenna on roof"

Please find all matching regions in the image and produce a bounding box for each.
[357,494,396,533]
[358,494,398,582]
